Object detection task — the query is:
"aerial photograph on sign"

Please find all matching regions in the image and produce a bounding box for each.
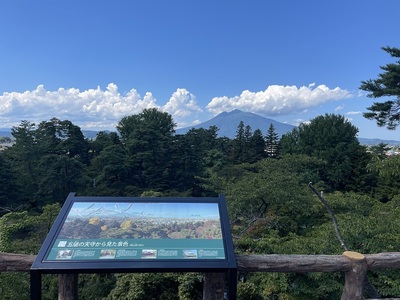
[59,202,222,239]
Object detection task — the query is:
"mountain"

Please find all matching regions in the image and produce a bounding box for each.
[176,109,295,138]
[177,110,400,145]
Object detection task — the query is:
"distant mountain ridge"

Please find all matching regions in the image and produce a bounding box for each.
[176,109,295,138]
[358,137,400,146]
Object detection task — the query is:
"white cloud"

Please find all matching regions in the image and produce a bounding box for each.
[0,83,161,129]
[162,88,203,126]
[0,84,205,130]
[335,105,344,111]
[0,83,355,131]
[206,84,352,116]
[346,111,362,115]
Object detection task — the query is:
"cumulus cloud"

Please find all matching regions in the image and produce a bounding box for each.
[0,84,203,130]
[206,83,352,116]
[0,83,160,129]
[162,88,203,127]
[0,82,354,131]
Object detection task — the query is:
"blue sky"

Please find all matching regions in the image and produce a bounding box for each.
[0,0,399,140]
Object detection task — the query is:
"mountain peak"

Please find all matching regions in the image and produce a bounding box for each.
[227,109,243,114]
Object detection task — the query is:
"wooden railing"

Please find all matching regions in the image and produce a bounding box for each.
[1,251,400,300]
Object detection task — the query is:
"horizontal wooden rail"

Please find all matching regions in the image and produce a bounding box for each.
[236,252,400,272]
[2,251,400,300]
[0,252,36,271]
[3,252,400,273]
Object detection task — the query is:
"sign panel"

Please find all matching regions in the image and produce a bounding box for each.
[45,201,225,261]
[31,193,236,272]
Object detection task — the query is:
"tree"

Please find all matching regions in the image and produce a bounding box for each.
[280,114,370,192]
[4,119,91,208]
[203,154,325,237]
[368,143,390,160]
[0,153,18,212]
[265,124,280,158]
[36,118,90,164]
[116,108,176,191]
[36,154,88,204]
[249,129,266,162]
[170,127,223,195]
[35,118,60,155]
[243,125,253,162]
[89,131,121,158]
[231,122,265,164]
[88,144,131,196]
[117,108,176,143]
[367,154,400,202]
[58,120,90,163]
[5,121,39,203]
[360,46,400,129]
[231,121,246,163]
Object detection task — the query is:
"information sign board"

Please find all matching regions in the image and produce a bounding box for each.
[46,201,226,261]
[31,193,237,299]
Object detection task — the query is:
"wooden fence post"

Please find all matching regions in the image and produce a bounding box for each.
[203,272,225,300]
[341,251,367,300]
[58,273,79,300]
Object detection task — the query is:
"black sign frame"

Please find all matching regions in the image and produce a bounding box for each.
[30,193,237,299]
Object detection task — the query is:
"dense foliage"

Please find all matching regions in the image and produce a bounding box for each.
[0,109,399,299]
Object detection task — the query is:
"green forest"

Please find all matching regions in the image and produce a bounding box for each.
[0,47,400,299]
